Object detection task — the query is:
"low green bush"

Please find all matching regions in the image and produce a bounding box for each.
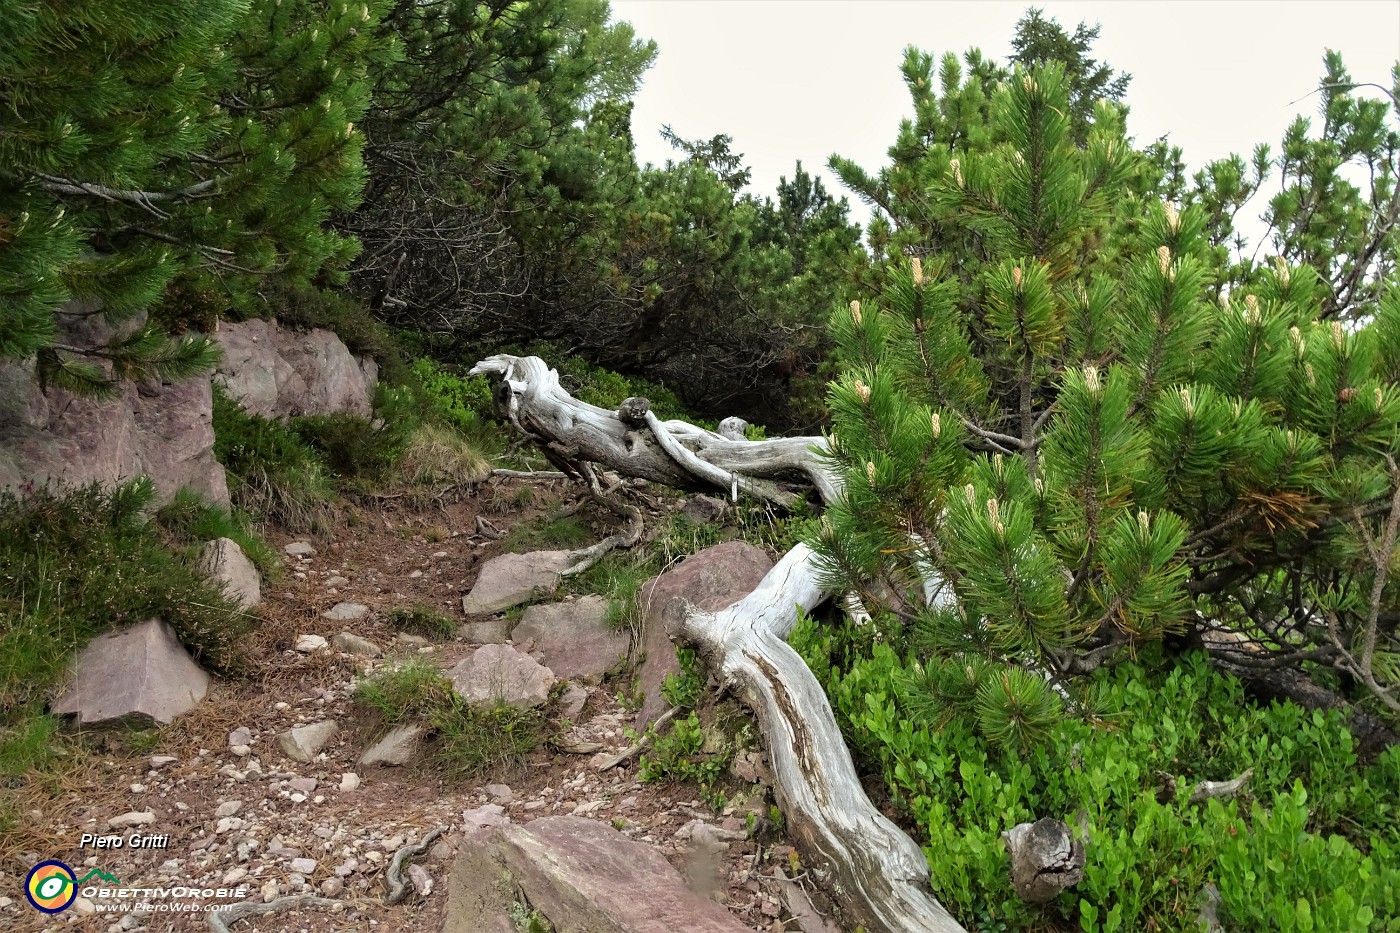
[790,621,1400,932]
[212,386,335,530]
[291,385,420,481]
[155,488,278,573]
[0,480,253,779]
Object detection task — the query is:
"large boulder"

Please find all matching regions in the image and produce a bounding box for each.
[214,318,378,419]
[461,551,573,616]
[633,542,773,731]
[51,619,210,726]
[511,597,629,684]
[0,303,228,506]
[444,815,748,933]
[447,645,555,711]
[199,538,261,610]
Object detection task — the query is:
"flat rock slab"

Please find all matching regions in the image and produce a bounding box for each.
[323,602,369,622]
[461,551,572,616]
[511,597,629,684]
[460,618,512,645]
[200,538,261,610]
[360,723,424,767]
[331,631,381,657]
[633,542,773,731]
[448,644,555,711]
[444,815,748,933]
[277,720,339,762]
[51,618,210,726]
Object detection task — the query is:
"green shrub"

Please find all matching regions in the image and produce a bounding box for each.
[387,604,457,640]
[353,661,456,724]
[212,386,336,530]
[637,710,730,795]
[501,514,591,552]
[789,621,1400,932]
[155,488,277,573]
[0,480,253,780]
[409,357,494,435]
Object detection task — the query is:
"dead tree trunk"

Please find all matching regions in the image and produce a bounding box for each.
[470,355,966,933]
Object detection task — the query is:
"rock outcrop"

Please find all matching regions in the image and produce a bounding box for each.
[0,303,228,506]
[50,618,211,726]
[215,318,378,419]
[444,815,749,933]
[632,541,773,731]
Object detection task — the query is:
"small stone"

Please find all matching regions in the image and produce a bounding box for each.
[261,879,279,902]
[330,631,381,657]
[339,772,361,792]
[215,817,244,834]
[288,777,318,793]
[325,576,350,588]
[277,720,339,762]
[408,570,423,579]
[214,801,243,818]
[294,634,328,652]
[320,878,344,897]
[290,857,318,874]
[129,783,146,793]
[109,811,154,829]
[149,755,177,769]
[228,727,252,747]
[230,744,251,757]
[408,863,433,896]
[274,701,290,711]
[322,603,369,622]
[222,867,249,886]
[359,725,422,767]
[285,542,316,557]
[290,792,307,803]
[73,897,96,916]
[485,783,513,803]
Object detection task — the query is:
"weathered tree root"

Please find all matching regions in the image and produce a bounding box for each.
[207,895,347,933]
[206,827,449,931]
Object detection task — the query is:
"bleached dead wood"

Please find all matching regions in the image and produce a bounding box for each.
[470,354,965,932]
[676,545,964,932]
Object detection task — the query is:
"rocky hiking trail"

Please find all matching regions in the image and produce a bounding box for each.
[3,479,840,933]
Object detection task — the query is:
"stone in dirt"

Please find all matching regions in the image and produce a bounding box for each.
[330,631,381,657]
[285,541,317,558]
[632,542,773,731]
[510,597,630,684]
[228,727,252,747]
[460,618,512,645]
[294,634,328,652]
[444,815,748,932]
[215,317,378,420]
[461,551,573,616]
[108,812,155,829]
[447,645,555,711]
[277,720,339,762]
[51,618,210,726]
[339,772,361,792]
[200,538,261,610]
[681,494,728,525]
[360,724,424,767]
[559,684,589,722]
[323,602,369,622]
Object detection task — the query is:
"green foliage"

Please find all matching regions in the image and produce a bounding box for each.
[0,0,394,386]
[387,604,458,640]
[661,648,705,709]
[792,619,1400,931]
[637,711,731,796]
[0,480,253,787]
[292,385,420,481]
[818,58,1400,736]
[408,358,495,435]
[154,488,278,574]
[353,662,549,778]
[212,387,336,530]
[502,515,591,553]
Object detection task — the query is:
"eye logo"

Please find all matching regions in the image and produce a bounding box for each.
[25,860,78,913]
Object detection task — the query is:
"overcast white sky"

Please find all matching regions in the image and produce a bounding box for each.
[611,0,1400,238]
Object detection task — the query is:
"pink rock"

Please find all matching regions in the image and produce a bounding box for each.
[215,318,377,419]
[461,551,572,616]
[633,542,773,731]
[51,619,210,726]
[510,597,629,684]
[448,645,556,711]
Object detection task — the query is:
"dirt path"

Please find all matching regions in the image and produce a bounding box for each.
[4,483,809,932]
